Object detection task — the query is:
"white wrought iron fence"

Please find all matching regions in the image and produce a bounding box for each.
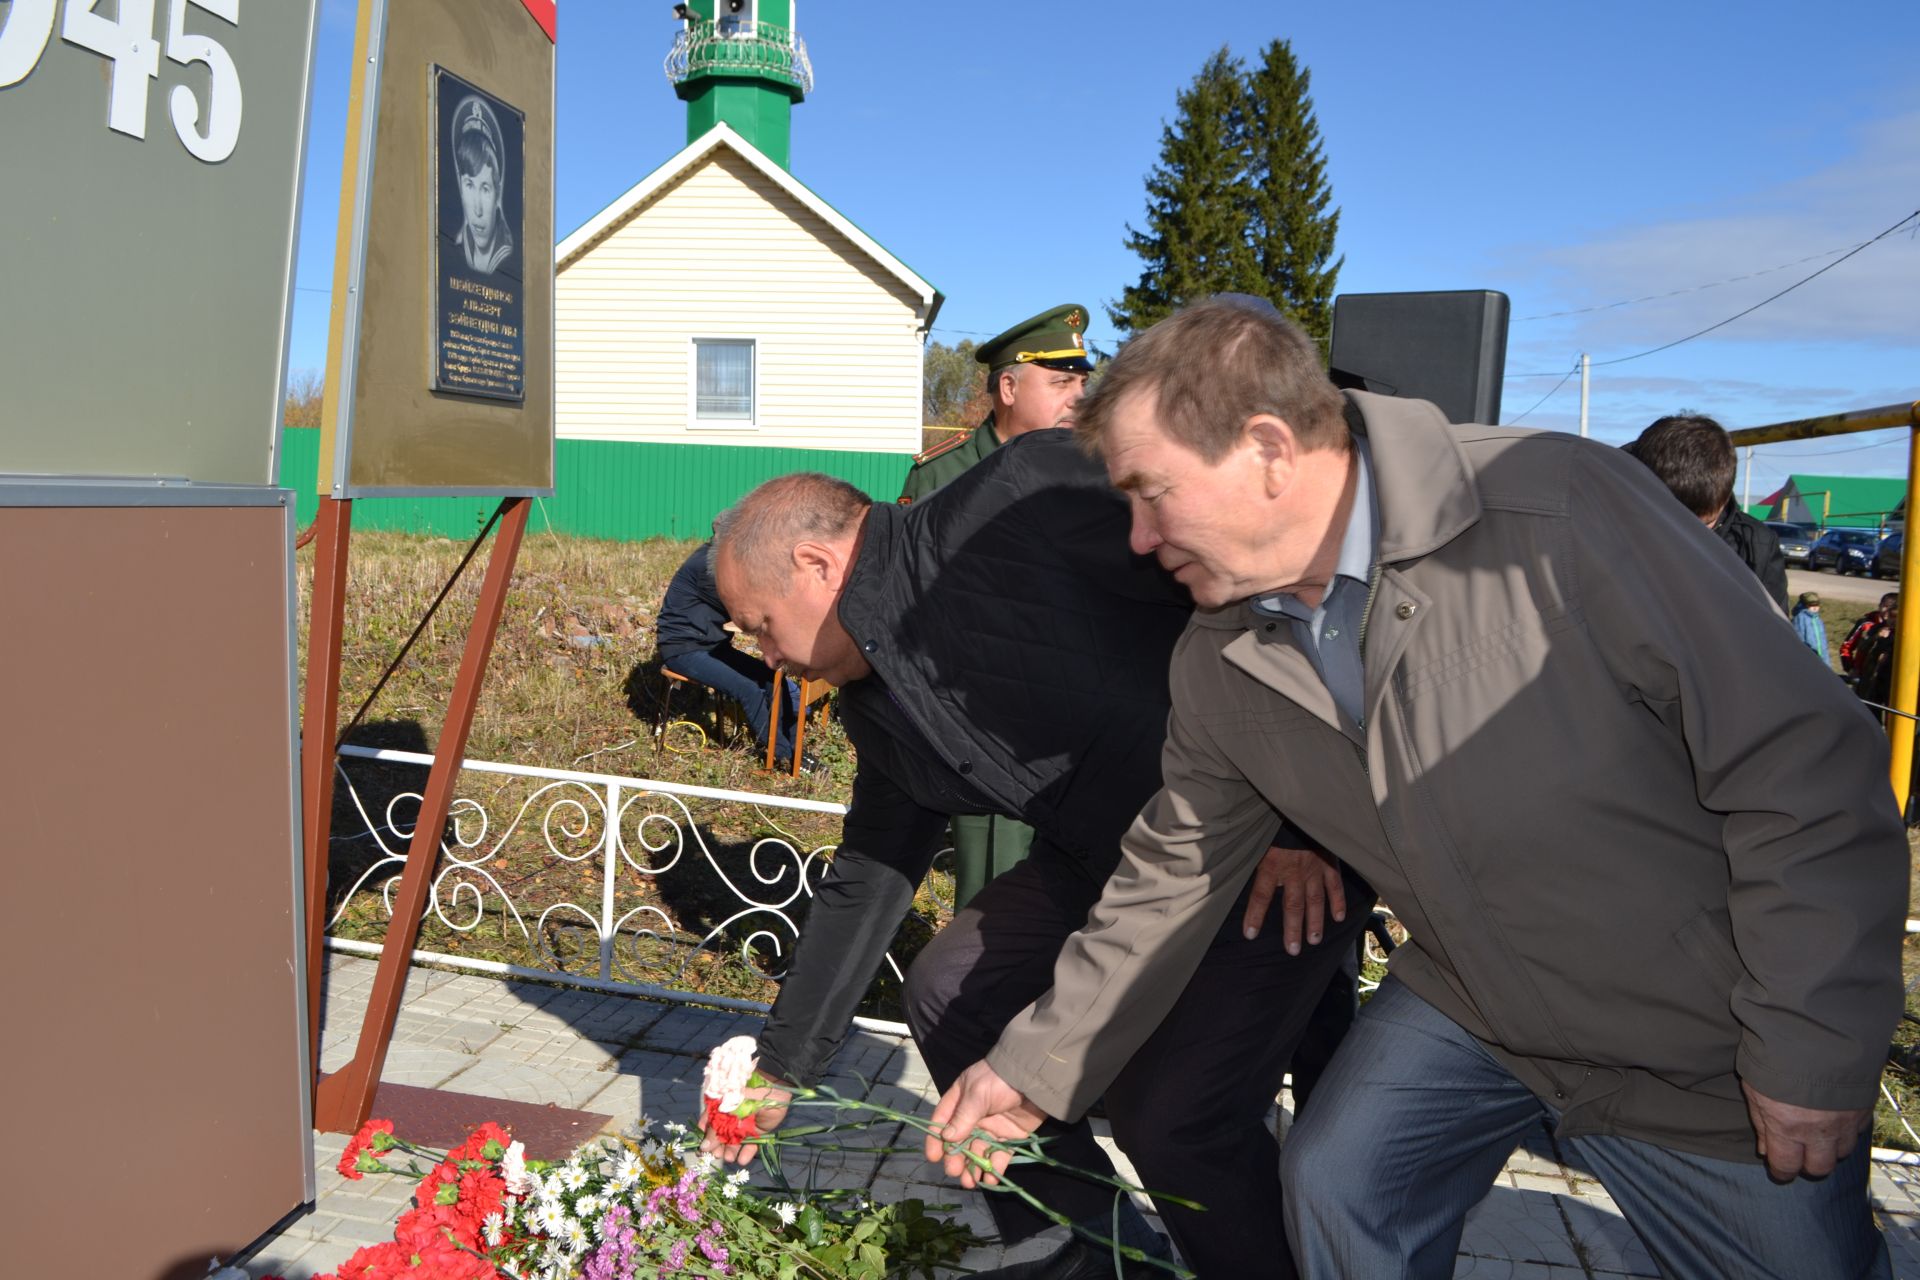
[325,745,935,1023]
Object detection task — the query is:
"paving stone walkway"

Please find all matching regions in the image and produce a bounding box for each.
[249,953,1920,1278]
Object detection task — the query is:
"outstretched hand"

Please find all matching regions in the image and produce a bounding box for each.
[699,1080,792,1167]
[924,1060,1049,1188]
[1241,843,1347,952]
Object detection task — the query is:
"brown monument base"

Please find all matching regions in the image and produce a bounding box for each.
[323,1076,613,1162]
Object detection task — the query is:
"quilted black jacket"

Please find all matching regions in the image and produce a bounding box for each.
[756,429,1204,1085]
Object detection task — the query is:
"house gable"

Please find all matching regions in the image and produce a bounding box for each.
[555,128,937,454]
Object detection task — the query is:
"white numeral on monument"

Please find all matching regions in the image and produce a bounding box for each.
[61,0,159,138]
[0,0,59,87]
[166,0,239,162]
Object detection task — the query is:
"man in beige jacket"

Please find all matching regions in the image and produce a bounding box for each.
[928,298,1906,1279]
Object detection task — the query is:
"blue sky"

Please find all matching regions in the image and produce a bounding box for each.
[293,0,1918,495]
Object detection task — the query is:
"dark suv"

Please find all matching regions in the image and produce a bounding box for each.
[1873,531,1903,580]
[1808,528,1879,575]
[1767,522,1816,567]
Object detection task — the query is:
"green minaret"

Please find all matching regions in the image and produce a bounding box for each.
[665,0,812,170]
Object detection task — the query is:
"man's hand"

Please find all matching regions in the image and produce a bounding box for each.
[924,1060,1049,1189]
[699,1080,792,1168]
[1742,1081,1871,1181]
[1241,843,1346,953]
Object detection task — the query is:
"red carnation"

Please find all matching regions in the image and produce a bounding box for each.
[703,1093,760,1145]
[336,1118,397,1182]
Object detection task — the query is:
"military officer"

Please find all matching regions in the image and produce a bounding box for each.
[899,303,1096,504]
[898,304,1096,907]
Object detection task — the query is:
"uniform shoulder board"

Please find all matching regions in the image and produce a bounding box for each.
[911,430,973,466]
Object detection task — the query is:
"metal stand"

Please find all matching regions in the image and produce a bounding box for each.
[300,497,353,1080]
[312,497,531,1133]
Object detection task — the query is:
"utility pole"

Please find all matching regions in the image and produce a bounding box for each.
[1742,446,1753,510]
[1578,353,1590,438]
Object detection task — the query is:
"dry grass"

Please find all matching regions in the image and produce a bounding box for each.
[300,528,950,1019]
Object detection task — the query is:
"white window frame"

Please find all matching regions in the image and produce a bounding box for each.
[688,336,760,430]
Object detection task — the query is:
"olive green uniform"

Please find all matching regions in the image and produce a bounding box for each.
[899,415,1003,505]
[897,305,1094,907]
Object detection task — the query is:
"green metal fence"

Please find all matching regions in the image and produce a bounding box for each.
[276,429,913,541]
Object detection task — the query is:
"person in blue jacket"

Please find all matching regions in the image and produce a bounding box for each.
[1793,591,1831,664]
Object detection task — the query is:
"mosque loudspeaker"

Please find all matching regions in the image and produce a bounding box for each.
[1328,290,1510,426]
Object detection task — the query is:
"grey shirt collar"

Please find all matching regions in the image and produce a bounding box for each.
[1251,435,1377,618]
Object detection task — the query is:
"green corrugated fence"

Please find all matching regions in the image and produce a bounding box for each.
[276,428,914,540]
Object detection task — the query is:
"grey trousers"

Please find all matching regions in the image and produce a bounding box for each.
[1280,978,1892,1280]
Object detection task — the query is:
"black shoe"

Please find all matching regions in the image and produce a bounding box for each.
[969,1232,1173,1280]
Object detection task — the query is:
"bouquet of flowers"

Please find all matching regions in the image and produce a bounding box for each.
[307,1110,978,1280]
[256,1035,1190,1279]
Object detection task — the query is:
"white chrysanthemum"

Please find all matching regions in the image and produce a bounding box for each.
[536,1197,570,1235]
[565,1220,590,1255]
[722,1180,741,1200]
[562,1162,590,1192]
[575,1193,603,1220]
[639,1138,663,1160]
[775,1201,799,1227]
[612,1150,643,1188]
[482,1212,505,1247]
[662,1120,689,1136]
[692,1151,720,1175]
[541,1172,566,1200]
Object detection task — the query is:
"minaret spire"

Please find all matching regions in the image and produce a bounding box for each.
[664,1,812,170]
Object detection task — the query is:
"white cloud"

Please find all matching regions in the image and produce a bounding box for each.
[1509,107,1920,353]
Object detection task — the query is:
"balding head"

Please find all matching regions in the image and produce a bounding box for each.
[713,472,871,593]
[711,473,874,684]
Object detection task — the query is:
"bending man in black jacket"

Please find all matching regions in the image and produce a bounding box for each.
[697,431,1372,1280]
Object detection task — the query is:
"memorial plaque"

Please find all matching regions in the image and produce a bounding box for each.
[432,66,527,402]
[318,0,556,498]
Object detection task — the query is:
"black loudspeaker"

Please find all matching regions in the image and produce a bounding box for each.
[1328,290,1510,426]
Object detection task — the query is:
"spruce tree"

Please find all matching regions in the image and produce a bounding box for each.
[1109,41,1342,346]
[1244,39,1342,350]
[1108,49,1261,335]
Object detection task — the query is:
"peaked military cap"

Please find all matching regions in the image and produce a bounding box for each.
[977,304,1095,375]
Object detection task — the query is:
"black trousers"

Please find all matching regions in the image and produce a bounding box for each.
[904,851,1373,1280]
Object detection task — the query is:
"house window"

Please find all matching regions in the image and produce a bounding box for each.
[693,339,755,424]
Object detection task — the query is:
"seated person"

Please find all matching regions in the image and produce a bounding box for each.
[655,540,798,767]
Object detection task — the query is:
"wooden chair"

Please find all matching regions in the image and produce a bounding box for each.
[764,672,834,776]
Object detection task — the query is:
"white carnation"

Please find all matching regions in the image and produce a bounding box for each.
[702,1034,761,1112]
[500,1140,534,1197]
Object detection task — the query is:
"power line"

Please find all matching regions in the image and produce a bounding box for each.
[1758,432,1908,459]
[1502,360,1580,426]
[1587,209,1918,368]
[1514,244,1864,322]
[1503,208,1916,381]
